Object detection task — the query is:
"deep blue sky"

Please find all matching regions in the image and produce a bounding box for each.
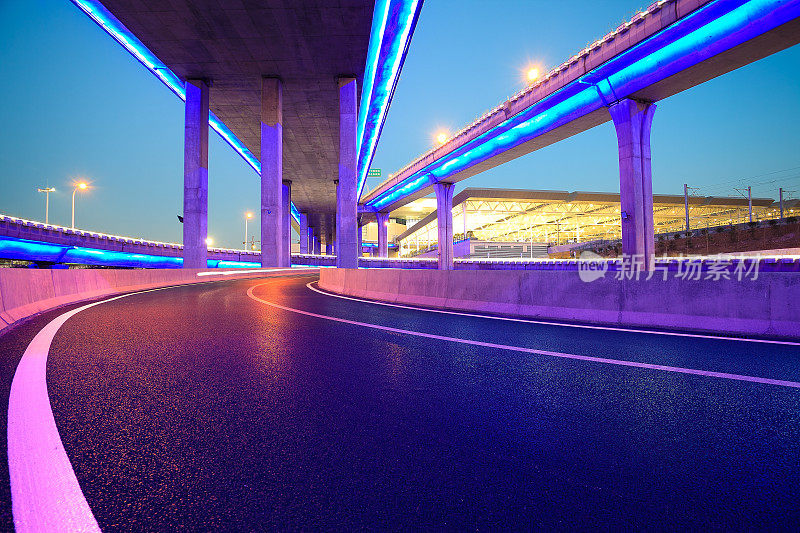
[1,0,799,248]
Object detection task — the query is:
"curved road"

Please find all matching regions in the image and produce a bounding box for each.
[1,274,800,529]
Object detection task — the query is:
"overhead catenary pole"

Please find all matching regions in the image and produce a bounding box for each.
[684,183,690,231]
[748,186,752,222]
[779,188,784,219]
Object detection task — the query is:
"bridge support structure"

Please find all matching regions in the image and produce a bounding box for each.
[609,98,656,269]
[434,181,455,270]
[260,77,283,267]
[281,180,292,266]
[182,79,210,269]
[376,212,390,258]
[336,77,359,269]
[299,213,309,254]
[357,215,363,257]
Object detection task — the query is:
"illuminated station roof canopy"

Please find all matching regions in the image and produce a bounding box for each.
[73,0,422,238]
[392,188,793,249]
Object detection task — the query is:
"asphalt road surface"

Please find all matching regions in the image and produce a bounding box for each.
[1,274,799,530]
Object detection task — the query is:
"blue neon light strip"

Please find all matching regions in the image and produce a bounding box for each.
[0,236,262,269]
[367,0,800,211]
[356,0,423,200]
[70,0,298,224]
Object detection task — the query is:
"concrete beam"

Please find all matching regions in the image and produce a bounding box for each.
[261,77,283,267]
[182,79,210,269]
[609,98,656,267]
[336,77,358,268]
[376,213,390,258]
[434,182,455,270]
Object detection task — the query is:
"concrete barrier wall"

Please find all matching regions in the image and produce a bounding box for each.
[320,268,800,339]
[0,267,317,335]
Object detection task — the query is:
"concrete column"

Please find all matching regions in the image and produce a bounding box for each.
[260,77,283,267]
[336,77,359,269]
[183,79,210,269]
[325,240,333,255]
[304,224,314,255]
[434,182,455,270]
[281,180,292,266]
[609,98,656,267]
[357,216,363,257]
[313,235,321,255]
[376,213,390,258]
[299,213,309,254]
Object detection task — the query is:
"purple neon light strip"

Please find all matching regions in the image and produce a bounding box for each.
[248,284,800,388]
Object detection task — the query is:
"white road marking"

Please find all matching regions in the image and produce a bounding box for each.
[6,283,215,532]
[247,283,800,389]
[305,282,800,347]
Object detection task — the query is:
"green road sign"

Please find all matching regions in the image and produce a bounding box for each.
[367,168,382,177]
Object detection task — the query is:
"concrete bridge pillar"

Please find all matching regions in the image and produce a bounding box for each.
[312,233,321,255]
[357,216,363,257]
[182,79,210,269]
[299,213,309,254]
[609,98,656,267]
[281,180,292,266]
[376,213,390,258]
[260,77,283,267]
[336,77,359,269]
[434,182,455,270]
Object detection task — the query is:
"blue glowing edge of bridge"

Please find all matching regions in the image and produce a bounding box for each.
[356,0,423,200]
[69,0,421,224]
[365,0,800,212]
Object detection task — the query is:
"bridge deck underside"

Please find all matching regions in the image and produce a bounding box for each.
[101,0,374,238]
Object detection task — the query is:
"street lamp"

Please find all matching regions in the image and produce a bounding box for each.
[205,237,213,248]
[37,187,55,224]
[71,182,88,229]
[244,212,253,249]
[435,130,449,145]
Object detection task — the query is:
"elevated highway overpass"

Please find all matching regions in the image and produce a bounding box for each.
[71,0,422,269]
[361,0,800,269]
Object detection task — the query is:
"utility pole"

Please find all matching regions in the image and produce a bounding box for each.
[779,188,784,219]
[734,186,753,223]
[684,183,689,231]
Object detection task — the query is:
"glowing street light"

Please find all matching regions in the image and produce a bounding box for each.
[37,187,56,224]
[205,237,213,247]
[527,67,540,82]
[244,212,253,249]
[435,131,449,145]
[71,182,89,229]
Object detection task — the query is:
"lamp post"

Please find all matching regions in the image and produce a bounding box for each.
[71,182,88,229]
[37,187,55,224]
[244,212,253,249]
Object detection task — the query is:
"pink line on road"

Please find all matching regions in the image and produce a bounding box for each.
[249,283,800,390]
[7,288,173,532]
[306,282,800,347]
